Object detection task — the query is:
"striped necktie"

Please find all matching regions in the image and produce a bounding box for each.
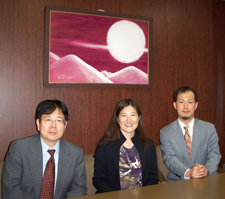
[184,126,192,158]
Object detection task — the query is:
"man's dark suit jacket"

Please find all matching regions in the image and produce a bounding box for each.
[2,134,87,199]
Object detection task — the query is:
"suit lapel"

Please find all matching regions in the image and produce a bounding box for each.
[173,120,191,164]
[191,119,201,163]
[55,139,72,199]
[28,135,43,199]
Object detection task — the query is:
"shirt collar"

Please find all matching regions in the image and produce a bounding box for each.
[40,137,60,155]
[178,118,194,137]
[178,118,194,129]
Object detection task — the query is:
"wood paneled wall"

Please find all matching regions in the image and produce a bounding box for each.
[0,0,224,167]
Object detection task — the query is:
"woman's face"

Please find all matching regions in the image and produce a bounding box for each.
[117,105,140,138]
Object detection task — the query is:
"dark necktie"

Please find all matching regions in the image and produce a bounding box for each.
[40,149,55,199]
[184,126,192,158]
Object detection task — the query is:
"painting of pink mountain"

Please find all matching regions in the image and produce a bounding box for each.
[50,53,148,84]
[48,10,151,85]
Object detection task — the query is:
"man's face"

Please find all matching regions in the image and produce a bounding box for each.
[36,108,67,147]
[173,91,198,124]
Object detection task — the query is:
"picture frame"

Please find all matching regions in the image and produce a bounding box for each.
[44,6,153,88]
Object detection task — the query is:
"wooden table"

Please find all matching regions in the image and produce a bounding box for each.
[72,173,225,199]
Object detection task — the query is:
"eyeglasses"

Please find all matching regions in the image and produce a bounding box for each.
[41,118,65,126]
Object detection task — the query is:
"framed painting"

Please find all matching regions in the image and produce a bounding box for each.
[44,6,153,88]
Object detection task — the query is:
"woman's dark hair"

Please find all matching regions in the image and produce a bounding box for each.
[100,98,149,150]
[173,86,198,102]
[35,99,68,121]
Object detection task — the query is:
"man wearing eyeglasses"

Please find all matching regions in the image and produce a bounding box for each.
[2,100,87,199]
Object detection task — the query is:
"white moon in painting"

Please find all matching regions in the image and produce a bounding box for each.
[107,20,146,63]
